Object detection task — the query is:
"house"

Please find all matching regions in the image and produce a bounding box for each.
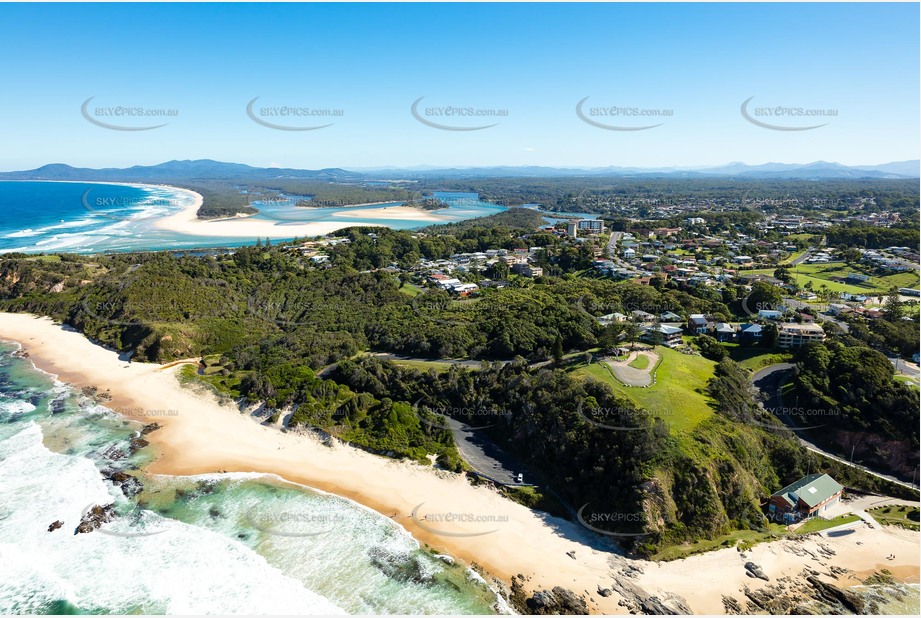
[777,322,826,348]
[732,255,754,265]
[687,314,709,334]
[622,248,636,258]
[597,312,627,326]
[758,309,784,320]
[434,277,463,290]
[739,323,763,343]
[511,263,543,277]
[448,282,479,297]
[640,324,683,347]
[768,474,843,524]
[631,310,656,323]
[846,273,870,283]
[660,311,682,322]
[714,322,738,342]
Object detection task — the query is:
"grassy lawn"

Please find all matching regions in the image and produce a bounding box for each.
[398,283,425,297]
[794,514,861,534]
[575,346,716,433]
[780,250,807,265]
[725,344,794,372]
[389,358,457,372]
[652,514,860,561]
[869,505,920,531]
[738,262,919,295]
[629,354,650,370]
[895,375,920,389]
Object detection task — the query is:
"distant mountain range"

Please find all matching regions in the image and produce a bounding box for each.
[355,160,920,179]
[0,159,917,182]
[0,160,362,183]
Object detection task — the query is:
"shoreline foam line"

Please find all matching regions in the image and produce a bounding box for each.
[1,312,918,615]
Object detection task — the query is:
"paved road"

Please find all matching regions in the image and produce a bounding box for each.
[790,249,813,266]
[367,352,500,370]
[888,355,920,379]
[446,417,533,486]
[606,231,623,258]
[751,363,917,491]
[604,231,643,276]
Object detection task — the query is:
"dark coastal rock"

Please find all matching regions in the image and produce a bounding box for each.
[597,587,612,597]
[80,386,98,398]
[101,445,126,460]
[128,436,149,454]
[745,561,770,581]
[524,587,589,615]
[74,504,116,534]
[722,595,742,614]
[49,398,67,414]
[102,468,144,498]
[806,576,866,614]
[140,422,161,435]
[641,595,686,615]
[367,546,434,585]
[47,520,64,532]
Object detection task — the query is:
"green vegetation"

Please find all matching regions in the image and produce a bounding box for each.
[868,504,920,531]
[628,354,650,369]
[726,345,794,372]
[740,263,918,295]
[420,207,548,233]
[793,514,861,534]
[824,223,919,251]
[651,524,788,561]
[2,212,917,559]
[579,347,716,434]
[793,341,919,478]
[499,485,569,519]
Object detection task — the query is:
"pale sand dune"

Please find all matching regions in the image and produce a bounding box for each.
[153,188,447,238]
[1,311,917,614]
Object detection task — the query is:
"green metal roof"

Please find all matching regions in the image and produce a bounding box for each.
[772,473,843,509]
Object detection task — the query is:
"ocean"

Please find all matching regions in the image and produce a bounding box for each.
[0,182,506,254]
[0,341,503,614]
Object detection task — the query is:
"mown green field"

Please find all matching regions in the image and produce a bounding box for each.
[739,262,919,295]
[576,346,716,433]
[629,354,650,369]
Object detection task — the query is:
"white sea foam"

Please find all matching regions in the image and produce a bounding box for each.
[0,422,346,614]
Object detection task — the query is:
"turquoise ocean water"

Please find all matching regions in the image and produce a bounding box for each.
[0,342,503,614]
[0,182,506,254]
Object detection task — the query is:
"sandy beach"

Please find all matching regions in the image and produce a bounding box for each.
[1,312,918,615]
[153,188,451,239]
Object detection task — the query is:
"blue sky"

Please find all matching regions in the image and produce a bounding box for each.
[0,2,917,170]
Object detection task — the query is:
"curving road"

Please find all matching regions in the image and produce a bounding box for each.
[751,363,917,491]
